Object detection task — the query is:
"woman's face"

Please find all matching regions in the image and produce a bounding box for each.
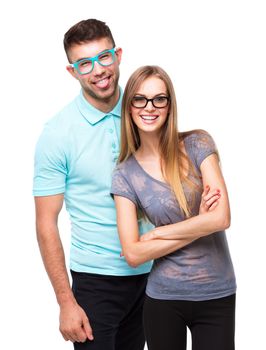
[130,76,169,135]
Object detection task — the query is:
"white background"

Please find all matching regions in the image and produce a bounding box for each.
[0,0,265,349]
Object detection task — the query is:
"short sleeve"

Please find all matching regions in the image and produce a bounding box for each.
[33,126,68,196]
[192,131,218,171]
[111,166,138,206]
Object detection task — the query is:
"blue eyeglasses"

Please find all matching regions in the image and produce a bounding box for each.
[70,48,117,75]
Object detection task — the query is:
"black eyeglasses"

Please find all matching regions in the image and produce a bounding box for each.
[131,96,170,109]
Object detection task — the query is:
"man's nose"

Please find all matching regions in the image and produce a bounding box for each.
[93,61,105,75]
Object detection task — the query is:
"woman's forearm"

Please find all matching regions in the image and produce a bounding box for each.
[124,236,196,267]
[153,210,230,241]
[124,209,230,267]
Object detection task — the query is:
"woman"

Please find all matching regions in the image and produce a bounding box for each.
[111,65,236,350]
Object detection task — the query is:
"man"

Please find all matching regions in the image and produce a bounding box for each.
[33,19,152,350]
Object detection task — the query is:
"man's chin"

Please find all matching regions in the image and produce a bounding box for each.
[95,90,115,102]
[83,85,118,105]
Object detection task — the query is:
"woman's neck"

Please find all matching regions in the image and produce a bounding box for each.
[135,131,161,160]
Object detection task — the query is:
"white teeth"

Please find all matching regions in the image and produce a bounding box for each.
[96,78,108,85]
[141,115,158,120]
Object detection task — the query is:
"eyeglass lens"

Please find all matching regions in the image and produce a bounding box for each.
[132,96,169,108]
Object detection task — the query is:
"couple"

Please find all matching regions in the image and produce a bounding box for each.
[33,19,236,350]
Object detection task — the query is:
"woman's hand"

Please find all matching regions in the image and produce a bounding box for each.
[199,185,221,214]
[140,229,156,242]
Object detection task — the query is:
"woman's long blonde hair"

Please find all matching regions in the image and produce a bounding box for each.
[119,65,202,217]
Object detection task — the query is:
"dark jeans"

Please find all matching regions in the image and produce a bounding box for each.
[143,294,236,350]
[71,270,148,350]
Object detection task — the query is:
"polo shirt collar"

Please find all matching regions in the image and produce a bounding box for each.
[76,88,122,125]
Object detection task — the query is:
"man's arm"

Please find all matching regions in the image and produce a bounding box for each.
[35,194,93,343]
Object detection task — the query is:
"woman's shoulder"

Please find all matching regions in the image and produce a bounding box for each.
[180,129,216,150]
[180,129,213,143]
[180,129,218,169]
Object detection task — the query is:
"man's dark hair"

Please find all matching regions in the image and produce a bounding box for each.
[64,19,116,62]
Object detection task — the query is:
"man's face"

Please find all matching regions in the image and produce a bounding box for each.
[67,38,122,109]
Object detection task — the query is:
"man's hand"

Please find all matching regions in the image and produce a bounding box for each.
[59,301,94,343]
[199,185,221,214]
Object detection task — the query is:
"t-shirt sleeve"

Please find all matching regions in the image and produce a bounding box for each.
[33,126,67,196]
[110,166,138,206]
[192,131,218,171]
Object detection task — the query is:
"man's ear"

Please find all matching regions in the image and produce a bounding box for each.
[115,47,122,65]
[66,65,78,80]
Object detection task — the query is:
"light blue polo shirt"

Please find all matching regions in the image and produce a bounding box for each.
[33,89,152,276]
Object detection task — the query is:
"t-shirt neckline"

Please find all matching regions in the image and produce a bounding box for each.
[131,154,170,189]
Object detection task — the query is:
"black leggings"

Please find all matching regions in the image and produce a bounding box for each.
[143,294,235,350]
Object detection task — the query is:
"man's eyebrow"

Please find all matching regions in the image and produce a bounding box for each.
[73,49,112,63]
[73,57,91,63]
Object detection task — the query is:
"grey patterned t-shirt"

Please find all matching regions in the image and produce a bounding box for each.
[111,132,236,301]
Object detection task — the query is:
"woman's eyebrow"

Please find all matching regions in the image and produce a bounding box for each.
[134,93,168,97]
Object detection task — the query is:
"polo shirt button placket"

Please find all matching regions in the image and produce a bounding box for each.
[111,142,119,163]
[106,118,119,163]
